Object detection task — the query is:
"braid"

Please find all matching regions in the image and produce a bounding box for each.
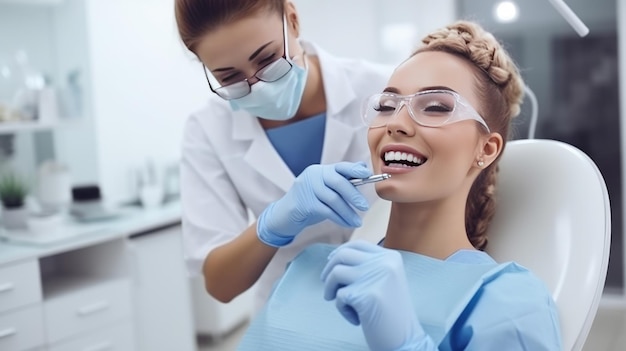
[414,21,525,249]
[466,164,498,250]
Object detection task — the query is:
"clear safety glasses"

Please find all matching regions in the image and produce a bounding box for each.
[362,90,490,132]
[203,15,294,100]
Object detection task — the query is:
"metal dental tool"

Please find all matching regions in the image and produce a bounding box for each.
[350,173,391,186]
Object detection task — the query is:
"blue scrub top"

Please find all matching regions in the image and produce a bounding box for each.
[266,112,326,177]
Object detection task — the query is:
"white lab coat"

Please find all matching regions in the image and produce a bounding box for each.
[181,41,393,309]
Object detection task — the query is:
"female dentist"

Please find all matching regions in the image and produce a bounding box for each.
[175,0,392,309]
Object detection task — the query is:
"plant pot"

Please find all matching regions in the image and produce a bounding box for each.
[1,206,29,230]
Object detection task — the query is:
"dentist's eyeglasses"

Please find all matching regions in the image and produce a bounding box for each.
[361,90,490,132]
[203,15,294,100]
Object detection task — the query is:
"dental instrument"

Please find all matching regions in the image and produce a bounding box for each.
[547,0,589,37]
[350,174,391,187]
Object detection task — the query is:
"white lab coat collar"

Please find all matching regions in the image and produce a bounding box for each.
[230,41,362,192]
[303,41,357,117]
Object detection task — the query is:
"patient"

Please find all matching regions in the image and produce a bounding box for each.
[238,20,562,350]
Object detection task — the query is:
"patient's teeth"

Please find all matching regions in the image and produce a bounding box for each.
[384,150,426,165]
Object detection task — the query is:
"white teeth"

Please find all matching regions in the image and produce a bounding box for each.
[384,151,425,165]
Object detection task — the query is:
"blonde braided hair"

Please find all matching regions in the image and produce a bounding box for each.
[413,21,525,250]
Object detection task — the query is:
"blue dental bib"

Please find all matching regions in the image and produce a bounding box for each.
[237,243,516,350]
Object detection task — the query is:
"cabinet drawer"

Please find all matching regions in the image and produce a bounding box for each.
[48,321,135,351]
[44,278,132,344]
[0,304,45,351]
[0,260,42,313]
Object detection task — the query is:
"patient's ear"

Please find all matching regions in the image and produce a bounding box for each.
[480,133,503,167]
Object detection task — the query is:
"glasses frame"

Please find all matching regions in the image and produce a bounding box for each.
[203,14,294,100]
[362,89,491,133]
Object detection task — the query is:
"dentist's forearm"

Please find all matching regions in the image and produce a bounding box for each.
[202,222,278,303]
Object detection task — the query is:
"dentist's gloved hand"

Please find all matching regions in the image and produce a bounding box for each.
[256,162,372,247]
[321,241,436,351]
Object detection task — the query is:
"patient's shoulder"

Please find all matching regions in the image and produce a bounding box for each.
[481,262,556,310]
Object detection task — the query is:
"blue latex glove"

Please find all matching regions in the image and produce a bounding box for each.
[321,240,436,351]
[256,162,372,247]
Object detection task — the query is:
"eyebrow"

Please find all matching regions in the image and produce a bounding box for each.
[382,85,458,94]
[211,41,275,72]
[248,41,274,61]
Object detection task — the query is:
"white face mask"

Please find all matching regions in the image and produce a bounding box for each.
[228,56,308,120]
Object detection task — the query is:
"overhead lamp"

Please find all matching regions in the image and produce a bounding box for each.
[494,1,519,23]
[547,0,589,37]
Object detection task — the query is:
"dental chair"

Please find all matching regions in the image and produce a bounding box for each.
[350,139,612,351]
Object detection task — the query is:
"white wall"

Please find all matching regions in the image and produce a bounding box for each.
[52,0,99,185]
[293,0,456,65]
[85,0,207,203]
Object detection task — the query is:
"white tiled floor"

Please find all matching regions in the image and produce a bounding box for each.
[197,305,626,351]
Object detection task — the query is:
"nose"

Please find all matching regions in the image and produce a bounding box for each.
[386,101,415,137]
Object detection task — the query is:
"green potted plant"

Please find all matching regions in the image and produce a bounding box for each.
[0,172,29,229]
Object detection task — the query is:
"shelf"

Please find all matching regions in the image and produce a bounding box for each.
[42,273,118,300]
[0,120,55,134]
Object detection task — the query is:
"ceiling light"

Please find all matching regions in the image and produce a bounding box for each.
[494,1,519,23]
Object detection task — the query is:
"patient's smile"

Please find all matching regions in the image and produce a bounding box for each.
[384,151,426,167]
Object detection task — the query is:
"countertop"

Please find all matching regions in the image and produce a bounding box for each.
[0,200,182,265]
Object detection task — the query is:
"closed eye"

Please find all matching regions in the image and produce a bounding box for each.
[423,102,453,113]
[219,72,245,85]
[374,105,396,112]
[373,96,399,113]
[257,53,277,66]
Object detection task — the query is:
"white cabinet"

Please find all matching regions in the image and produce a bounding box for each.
[41,238,135,350]
[0,238,137,351]
[47,321,135,351]
[43,278,133,345]
[0,210,200,351]
[0,259,45,351]
[0,303,45,351]
[0,259,42,313]
[130,224,196,351]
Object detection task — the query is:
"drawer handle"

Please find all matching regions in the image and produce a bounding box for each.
[77,301,110,316]
[0,282,15,293]
[83,341,113,351]
[0,327,16,339]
